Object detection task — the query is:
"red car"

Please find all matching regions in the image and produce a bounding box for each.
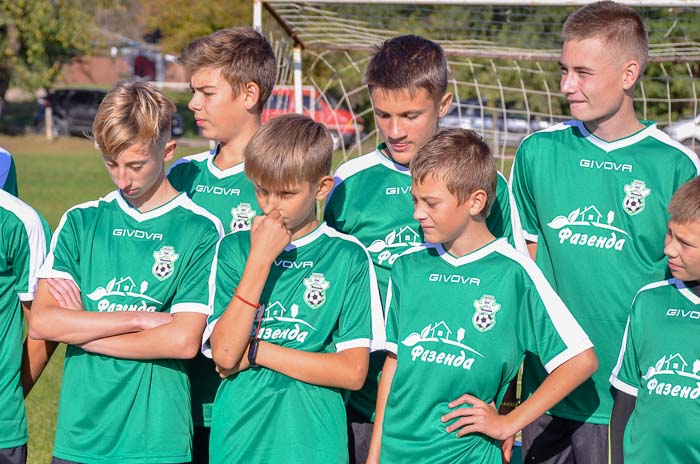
[262,86,363,148]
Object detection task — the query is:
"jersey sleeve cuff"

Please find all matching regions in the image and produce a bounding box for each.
[610,375,639,397]
[170,302,211,315]
[17,291,35,302]
[522,231,539,242]
[370,338,386,352]
[36,268,75,281]
[336,338,370,352]
[543,337,593,373]
[385,341,398,355]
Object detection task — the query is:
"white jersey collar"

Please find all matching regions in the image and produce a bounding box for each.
[435,238,507,267]
[673,279,700,305]
[574,120,657,153]
[114,190,188,222]
[284,222,328,251]
[206,144,246,178]
[372,144,411,176]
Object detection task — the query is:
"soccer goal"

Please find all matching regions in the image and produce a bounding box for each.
[254,0,700,171]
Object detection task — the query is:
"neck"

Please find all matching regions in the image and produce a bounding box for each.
[125,177,178,213]
[214,117,261,170]
[443,222,495,258]
[585,100,643,142]
[685,280,700,297]
[290,218,320,242]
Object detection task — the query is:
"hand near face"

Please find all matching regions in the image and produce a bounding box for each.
[249,210,292,264]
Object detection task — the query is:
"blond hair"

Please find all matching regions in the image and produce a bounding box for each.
[244,114,332,189]
[364,35,447,103]
[563,1,648,73]
[411,129,496,218]
[180,27,277,113]
[669,177,700,224]
[93,80,175,159]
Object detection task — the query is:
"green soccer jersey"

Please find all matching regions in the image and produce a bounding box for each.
[610,279,700,464]
[205,223,383,464]
[38,190,223,464]
[381,239,592,464]
[168,147,260,427]
[325,144,521,419]
[0,190,49,450]
[0,147,19,196]
[510,120,700,424]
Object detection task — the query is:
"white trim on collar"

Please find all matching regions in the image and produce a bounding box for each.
[434,238,506,267]
[115,190,188,222]
[284,222,328,251]
[574,120,657,153]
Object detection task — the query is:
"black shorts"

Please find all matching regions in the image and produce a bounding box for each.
[522,414,607,464]
[0,445,26,464]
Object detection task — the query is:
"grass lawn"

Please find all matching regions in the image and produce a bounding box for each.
[0,133,514,463]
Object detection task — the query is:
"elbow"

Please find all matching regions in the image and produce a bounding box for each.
[345,361,369,391]
[211,344,237,370]
[171,332,203,359]
[28,314,52,341]
[582,348,599,378]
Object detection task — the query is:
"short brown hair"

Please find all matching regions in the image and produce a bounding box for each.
[411,129,496,218]
[669,177,700,224]
[179,27,277,112]
[93,80,175,159]
[364,35,447,102]
[244,114,332,189]
[563,1,648,72]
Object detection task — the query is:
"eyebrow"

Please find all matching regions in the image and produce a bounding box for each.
[189,84,217,92]
[558,61,594,72]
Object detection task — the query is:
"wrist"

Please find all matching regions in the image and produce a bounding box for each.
[248,338,261,367]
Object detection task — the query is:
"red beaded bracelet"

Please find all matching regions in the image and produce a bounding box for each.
[233,289,261,309]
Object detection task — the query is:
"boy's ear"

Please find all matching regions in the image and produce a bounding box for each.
[438,92,453,118]
[315,175,335,201]
[621,60,641,91]
[163,140,177,162]
[243,82,262,111]
[467,189,488,217]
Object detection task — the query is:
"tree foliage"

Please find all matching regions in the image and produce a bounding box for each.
[0,0,100,100]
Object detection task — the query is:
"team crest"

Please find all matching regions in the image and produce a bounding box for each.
[303,273,330,309]
[230,203,257,232]
[152,246,179,281]
[472,294,501,332]
[622,179,651,215]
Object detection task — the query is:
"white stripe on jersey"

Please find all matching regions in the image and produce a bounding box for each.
[201,237,224,359]
[503,171,529,255]
[166,150,210,176]
[647,130,700,174]
[492,240,593,373]
[609,317,638,397]
[0,190,47,300]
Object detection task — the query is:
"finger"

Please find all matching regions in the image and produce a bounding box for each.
[442,406,480,423]
[445,416,480,434]
[48,286,68,306]
[448,393,481,408]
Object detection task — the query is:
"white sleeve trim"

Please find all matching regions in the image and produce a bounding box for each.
[544,338,594,373]
[610,376,639,397]
[36,268,76,282]
[336,338,371,352]
[17,292,34,301]
[522,231,538,242]
[200,318,218,358]
[385,341,398,355]
[170,302,210,315]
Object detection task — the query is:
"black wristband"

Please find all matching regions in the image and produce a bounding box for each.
[248,337,261,368]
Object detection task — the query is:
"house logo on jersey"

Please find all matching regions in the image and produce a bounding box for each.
[472,295,501,332]
[366,225,422,266]
[303,273,330,309]
[401,320,484,371]
[86,276,163,312]
[547,205,630,252]
[258,301,316,344]
[152,246,179,281]
[230,203,257,232]
[622,179,651,216]
[641,353,700,401]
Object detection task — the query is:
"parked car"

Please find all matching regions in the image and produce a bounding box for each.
[262,86,364,149]
[664,113,700,153]
[39,88,184,138]
[440,99,552,146]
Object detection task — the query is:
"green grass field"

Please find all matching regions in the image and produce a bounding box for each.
[1,133,513,463]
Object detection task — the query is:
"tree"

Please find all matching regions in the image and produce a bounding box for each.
[0,0,101,100]
[142,0,251,55]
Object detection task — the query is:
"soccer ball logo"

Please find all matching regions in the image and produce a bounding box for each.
[152,246,179,281]
[472,295,501,332]
[303,273,330,309]
[230,203,256,232]
[622,180,650,216]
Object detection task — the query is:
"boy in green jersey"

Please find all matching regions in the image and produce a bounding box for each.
[0,189,53,464]
[167,27,277,462]
[324,34,523,463]
[367,129,597,464]
[609,177,700,464]
[205,114,382,464]
[509,2,700,462]
[30,81,224,464]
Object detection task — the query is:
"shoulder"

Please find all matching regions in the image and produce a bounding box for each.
[318,223,372,258]
[332,150,391,183]
[393,243,436,269]
[167,150,211,174]
[0,190,44,234]
[518,120,580,148]
[632,278,678,304]
[173,194,225,236]
[490,239,551,284]
[643,126,700,174]
[217,229,250,260]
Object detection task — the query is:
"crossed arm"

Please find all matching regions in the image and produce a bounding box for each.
[210,212,369,391]
[29,278,205,360]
